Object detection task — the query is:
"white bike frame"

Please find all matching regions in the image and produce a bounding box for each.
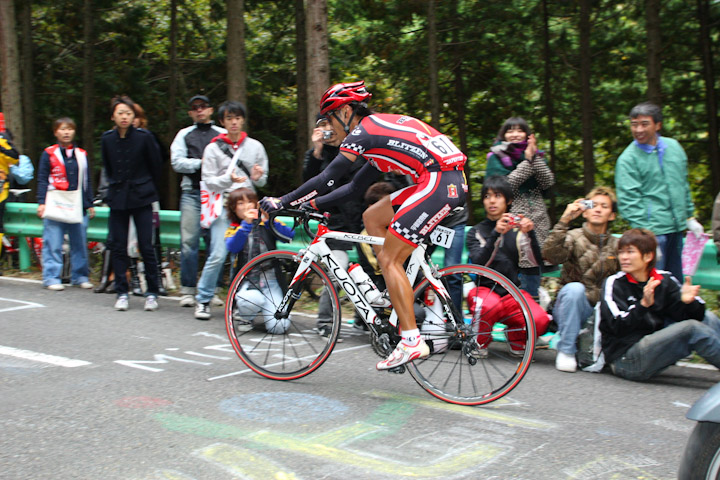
[277,223,456,331]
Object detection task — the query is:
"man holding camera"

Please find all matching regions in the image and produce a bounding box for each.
[542,186,620,372]
[303,114,366,338]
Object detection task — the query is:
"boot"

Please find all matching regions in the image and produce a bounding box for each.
[94,249,113,293]
[129,258,143,296]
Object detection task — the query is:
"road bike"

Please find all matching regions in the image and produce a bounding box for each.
[224,208,535,405]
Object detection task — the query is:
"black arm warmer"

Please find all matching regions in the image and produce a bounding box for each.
[315,162,380,211]
[281,153,354,207]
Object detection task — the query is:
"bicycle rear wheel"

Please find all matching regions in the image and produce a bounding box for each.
[407,264,535,405]
[225,251,341,380]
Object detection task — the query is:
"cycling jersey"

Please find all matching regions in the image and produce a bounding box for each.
[340,114,466,180]
[279,113,467,246]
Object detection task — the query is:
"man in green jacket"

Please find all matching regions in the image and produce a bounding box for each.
[615,102,703,282]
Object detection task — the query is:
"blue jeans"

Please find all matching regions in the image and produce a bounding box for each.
[195,211,230,304]
[180,190,201,293]
[518,272,541,297]
[553,282,594,355]
[611,311,720,381]
[443,223,466,311]
[42,216,90,286]
[656,232,683,282]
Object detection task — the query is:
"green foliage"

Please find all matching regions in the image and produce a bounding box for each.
[13,0,720,224]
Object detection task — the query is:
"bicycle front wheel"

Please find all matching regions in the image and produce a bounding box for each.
[407,264,536,405]
[225,251,341,380]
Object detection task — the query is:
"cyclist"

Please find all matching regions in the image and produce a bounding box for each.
[260,80,467,370]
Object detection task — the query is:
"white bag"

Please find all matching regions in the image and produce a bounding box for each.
[200,181,224,229]
[42,150,85,224]
[43,188,83,224]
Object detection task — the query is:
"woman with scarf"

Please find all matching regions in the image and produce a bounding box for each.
[36,117,95,290]
[485,117,555,298]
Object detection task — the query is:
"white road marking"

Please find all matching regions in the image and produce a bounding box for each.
[0,297,45,313]
[0,345,92,367]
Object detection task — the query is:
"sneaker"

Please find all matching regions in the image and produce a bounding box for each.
[376,338,430,370]
[352,320,369,332]
[232,313,253,333]
[555,351,577,373]
[114,295,129,311]
[144,295,159,312]
[509,349,526,358]
[472,346,489,359]
[179,294,195,307]
[46,284,64,291]
[194,302,211,320]
[316,324,343,343]
[74,282,94,289]
[211,295,225,307]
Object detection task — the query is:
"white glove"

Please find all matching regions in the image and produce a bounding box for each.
[687,217,704,236]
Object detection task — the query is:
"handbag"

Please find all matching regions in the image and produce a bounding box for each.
[42,155,85,224]
[200,181,224,229]
[200,144,245,228]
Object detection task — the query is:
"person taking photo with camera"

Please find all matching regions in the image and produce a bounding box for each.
[542,186,620,372]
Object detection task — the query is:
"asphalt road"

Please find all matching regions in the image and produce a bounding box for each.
[2,275,719,480]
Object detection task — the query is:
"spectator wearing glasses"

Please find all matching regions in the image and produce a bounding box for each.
[170,95,226,308]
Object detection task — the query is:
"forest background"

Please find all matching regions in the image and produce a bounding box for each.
[0,0,719,230]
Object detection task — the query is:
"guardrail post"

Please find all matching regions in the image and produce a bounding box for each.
[19,236,31,272]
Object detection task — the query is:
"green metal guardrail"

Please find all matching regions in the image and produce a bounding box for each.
[4,202,719,290]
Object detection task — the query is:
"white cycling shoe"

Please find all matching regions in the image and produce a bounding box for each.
[376,338,430,370]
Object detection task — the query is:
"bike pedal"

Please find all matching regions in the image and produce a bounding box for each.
[387,365,406,374]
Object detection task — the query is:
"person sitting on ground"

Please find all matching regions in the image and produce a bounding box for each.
[465,175,550,356]
[600,228,720,381]
[36,117,95,291]
[542,186,620,373]
[225,187,294,334]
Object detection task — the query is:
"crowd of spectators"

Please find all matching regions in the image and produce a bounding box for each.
[2,94,719,383]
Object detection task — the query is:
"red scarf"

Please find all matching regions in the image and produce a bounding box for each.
[45,144,87,191]
[212,132,247,150]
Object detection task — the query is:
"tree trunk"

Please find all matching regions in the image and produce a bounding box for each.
[428,0,440,129]
[165,0,179,209]
[227,0,247,107]
[542,0,558,222]
[0,0,24,151]
[579,0,594,192]
[450,0,470,222]
[82,0,95,170]
[646,0,662,106]
[295,0,308,180]
[697,0,720,196]
[19,0,35,161]
[306,0,329,133]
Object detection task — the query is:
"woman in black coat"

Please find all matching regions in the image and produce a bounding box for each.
[101,95,162,311]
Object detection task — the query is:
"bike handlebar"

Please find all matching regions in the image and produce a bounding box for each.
[267,208,328,243]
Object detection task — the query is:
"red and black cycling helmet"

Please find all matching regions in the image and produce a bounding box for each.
[319,80,372,115]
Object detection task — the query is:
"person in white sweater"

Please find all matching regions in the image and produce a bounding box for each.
[194,100,269,320]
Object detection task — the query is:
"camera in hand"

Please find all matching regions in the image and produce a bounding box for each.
[507,215,522,227]
[580,199,594,210]
[322,130,333,140]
